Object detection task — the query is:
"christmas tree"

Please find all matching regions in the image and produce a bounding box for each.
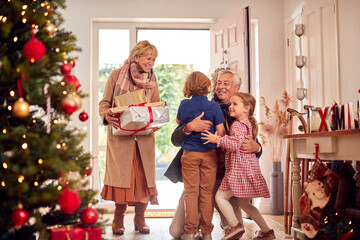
[0,0,99,239]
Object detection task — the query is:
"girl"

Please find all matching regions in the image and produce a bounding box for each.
[176,71,225,240]
[201,92,275,240]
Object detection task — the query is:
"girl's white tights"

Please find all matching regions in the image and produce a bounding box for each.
[215,190,271,232]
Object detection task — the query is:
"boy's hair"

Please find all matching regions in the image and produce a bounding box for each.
[125,40,158,63]
[232,92,258,139]
[183,71,211,98]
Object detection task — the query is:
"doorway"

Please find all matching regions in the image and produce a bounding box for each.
[92,22,211,210]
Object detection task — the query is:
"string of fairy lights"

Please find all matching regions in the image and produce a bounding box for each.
[0,0,88,191]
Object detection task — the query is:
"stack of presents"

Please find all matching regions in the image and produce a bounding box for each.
[109,89,169,136]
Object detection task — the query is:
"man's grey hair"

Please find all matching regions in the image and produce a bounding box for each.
[217,69,242,91]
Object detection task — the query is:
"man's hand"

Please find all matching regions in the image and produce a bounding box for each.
[184,112,212,133]
[240,135,260,153]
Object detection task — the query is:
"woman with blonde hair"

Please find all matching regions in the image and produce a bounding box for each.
[99,40,160,235]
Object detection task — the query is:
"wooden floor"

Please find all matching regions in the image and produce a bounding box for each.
[101,211,294,240]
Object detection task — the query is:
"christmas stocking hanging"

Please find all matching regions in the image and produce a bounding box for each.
[299,144,339,238]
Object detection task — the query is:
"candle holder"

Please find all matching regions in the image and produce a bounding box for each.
[296,87,307,101]
[295,24,304,37]
[296,56,305,68]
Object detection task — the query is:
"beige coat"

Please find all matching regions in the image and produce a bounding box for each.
[99,68,160,188]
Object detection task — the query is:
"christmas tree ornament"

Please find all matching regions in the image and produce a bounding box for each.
[43,84,51,133]
[60,63,72,75]
[13,98,30,118]
[69,59,76,67]
[23,29,46,63]
[13,75,30,118]
[61,94,78,115]
[11,204,29,226]
[80,207,98,226]
[79,111,88,122]
[84,166,92,176]
[70,92,82,109]
[44,20,57,36]
[64,74,80,91]
[57,189,81,214]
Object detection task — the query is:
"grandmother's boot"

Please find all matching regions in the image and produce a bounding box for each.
[112,203,127,235]
[134,202,150,234]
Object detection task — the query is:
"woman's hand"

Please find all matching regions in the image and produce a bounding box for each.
[152,127,161,133]
[105,112,120,129]
[201,130,218,144]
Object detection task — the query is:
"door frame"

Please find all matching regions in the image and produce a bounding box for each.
[91,19,214,211]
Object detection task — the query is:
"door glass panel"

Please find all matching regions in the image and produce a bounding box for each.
[137,29,210,210]
[98,88,107,146]
[98,150,106,203]
[99,29,130,82]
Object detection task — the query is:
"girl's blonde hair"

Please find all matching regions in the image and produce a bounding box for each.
[183,71,211,98]
[125,40,158,63]
[232,92,258,139]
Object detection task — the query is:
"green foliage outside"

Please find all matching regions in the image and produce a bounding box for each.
[154,64,193,164]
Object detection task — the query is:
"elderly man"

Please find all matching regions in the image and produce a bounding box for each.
[165,69,262,240]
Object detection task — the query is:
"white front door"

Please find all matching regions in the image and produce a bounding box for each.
[210,7,250,93]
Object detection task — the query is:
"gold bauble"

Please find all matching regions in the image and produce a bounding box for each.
[69,92,82,110]
[13,98,30,118]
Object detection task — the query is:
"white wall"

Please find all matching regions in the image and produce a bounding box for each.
[283,0,360,104]
[337,0,360,104]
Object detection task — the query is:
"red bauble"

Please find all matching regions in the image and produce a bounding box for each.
[23,37,46,63]
[64,75,80,91]
[79,111,88,122]
[57,189,81,214]
[61,63,72,75]
[84,166,92,176]
[61,95,78,115]
[11,207,29,226]
[69,59,76,67]
[80,207,98,226]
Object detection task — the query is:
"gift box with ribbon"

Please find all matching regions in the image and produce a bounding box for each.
[50,226,101,240]
[112,106,169,136]
[113,89,147,107]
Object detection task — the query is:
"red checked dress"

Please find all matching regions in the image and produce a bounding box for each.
[217,120,270,198]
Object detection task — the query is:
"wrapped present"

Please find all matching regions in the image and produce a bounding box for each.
[114,89,146,107]
[108,101,166,114]
[50,226,101,240]
[112,106,169,136]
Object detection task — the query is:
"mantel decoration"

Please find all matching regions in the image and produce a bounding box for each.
[259,91,292,215]
[295,23,307,101]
